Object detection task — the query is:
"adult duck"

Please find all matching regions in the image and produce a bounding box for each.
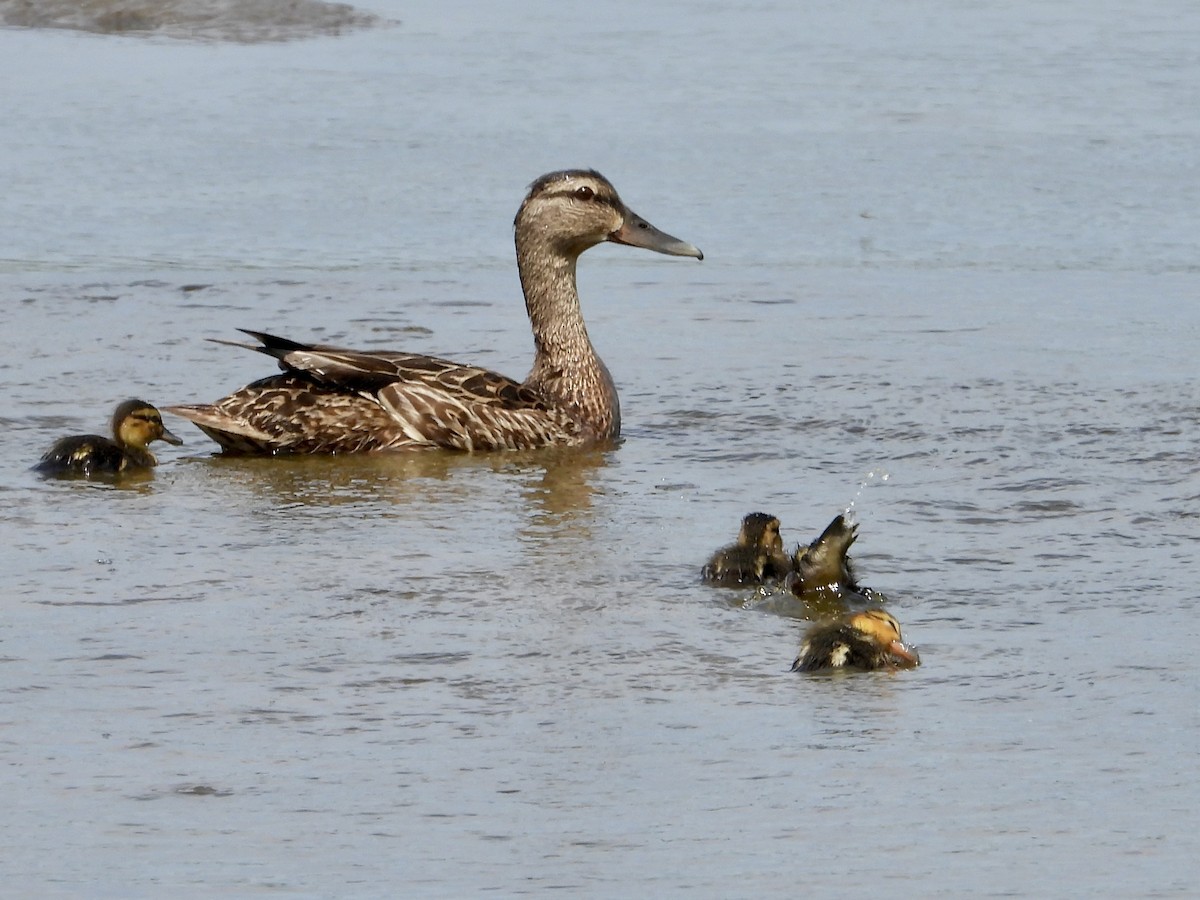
[167,170,702,454]
[791,609,920,673]
[35,399,183,478]
[702,512,792,587]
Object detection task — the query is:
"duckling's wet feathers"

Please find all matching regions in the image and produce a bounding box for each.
[787,515,863,596]
[703,512,791,586]
[792,609,920,673]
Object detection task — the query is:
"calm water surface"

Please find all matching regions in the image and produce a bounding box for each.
[2,1,1198,897]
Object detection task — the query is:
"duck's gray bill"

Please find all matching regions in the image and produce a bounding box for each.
[609,211,703,260]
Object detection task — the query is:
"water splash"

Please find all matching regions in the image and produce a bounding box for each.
[844,468,891,523]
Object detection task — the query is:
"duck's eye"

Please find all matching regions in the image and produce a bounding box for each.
[574,186,595,201]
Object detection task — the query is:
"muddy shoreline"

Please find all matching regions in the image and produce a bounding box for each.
[0,0,384,42]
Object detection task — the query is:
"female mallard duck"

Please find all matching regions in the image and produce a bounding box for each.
[166,170,703,454]
[34,399,183,477]
[791,609,920,673]
[702,512,793,586]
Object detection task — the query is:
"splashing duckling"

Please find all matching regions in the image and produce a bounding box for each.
[791,608,920,673]
[787,514,864,600]
[35,399,183,478]
[702,512,792,586]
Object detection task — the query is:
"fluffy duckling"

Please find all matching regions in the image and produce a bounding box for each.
[791,609,920,673]
[702,512,792,586]
[35,399,183,478]
[787,514,864,601]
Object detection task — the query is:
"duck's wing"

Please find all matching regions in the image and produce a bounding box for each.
[246,330,588,450]
[373,375,584,451]
[214,330,463,392]
[171,332,587,453]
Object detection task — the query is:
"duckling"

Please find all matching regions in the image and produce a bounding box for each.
[791,608,920,673]
[35,399,183,478]
[702,512,792,586]
[787,514,865,601]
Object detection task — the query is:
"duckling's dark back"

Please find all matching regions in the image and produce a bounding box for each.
[35,435,126,477]
[791,620,887,673]
[702,545,769,586]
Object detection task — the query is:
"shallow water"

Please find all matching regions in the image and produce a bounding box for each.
[3,1,1199,897]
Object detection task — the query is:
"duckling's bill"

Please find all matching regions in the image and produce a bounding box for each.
[160,425,185,445]
[887,639,921,667]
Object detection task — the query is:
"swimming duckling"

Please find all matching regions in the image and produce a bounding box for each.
[787,514,865,601]
[702,512,792,586]
[791,609,920,673]
[35,399,183,478]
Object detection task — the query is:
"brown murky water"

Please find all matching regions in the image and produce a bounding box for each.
[3,1,1199,896]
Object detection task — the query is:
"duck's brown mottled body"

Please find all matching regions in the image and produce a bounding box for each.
[168,170,702,455]
[35,399,183,478]
[791,609,920,673]
[702,512,792,586]
[181,355,574,454]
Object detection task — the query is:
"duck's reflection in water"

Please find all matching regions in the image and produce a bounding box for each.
[183,444,610,545]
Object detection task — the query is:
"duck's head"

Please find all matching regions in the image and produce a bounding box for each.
[848,609,920,668]
[738,512,784,556]
[112,399,184,450]
[516,169,703,261]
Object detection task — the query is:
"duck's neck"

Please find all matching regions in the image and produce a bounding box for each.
[516,237,619,440]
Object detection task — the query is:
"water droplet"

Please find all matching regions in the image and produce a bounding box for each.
[843,468,893,519]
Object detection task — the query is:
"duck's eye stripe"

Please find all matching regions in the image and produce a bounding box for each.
[540,187,613,207]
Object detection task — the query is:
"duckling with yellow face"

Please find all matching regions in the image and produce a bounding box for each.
[791,609,920,673]
[702,512,792,586]
[35,399,183,478]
